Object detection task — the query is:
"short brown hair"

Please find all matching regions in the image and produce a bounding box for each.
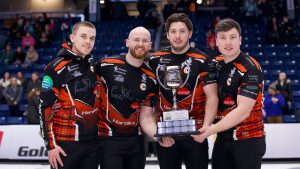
[215,18,241,36]
[165,13,193,32]
[72,21,96,34]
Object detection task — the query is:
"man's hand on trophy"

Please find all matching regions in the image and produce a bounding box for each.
[158,137,175,147]
[191,126,213,143]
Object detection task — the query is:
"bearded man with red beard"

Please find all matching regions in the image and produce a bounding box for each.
[95,27,172,169]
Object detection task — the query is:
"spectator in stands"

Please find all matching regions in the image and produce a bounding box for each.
[0,71,11,103]
[26,87,40,124]
[23,19,34,35]
[187,0,197,20]
[10,16,25,40]
[16,71,27,91]
[22,46,39,68]
[0,44,14,64]
[175,0,186,13]
[266,16,280,44]
[111,0,128,20]
[0,71,11,88]
[144,4,161,41]
[0,34,8,52]
[257,0,271,25]
[225,0,243,19]
[26,71,41,94]
[2,76,22,117]
[100,2,112,20]
[44,24,54,42]
[279,16,293,44]
[162,0,174,21]
[273,72,292,115]
[137,0,152,19]
[205,40,220,58]
[21,32,36,48]
[243,0,259,23]
[60,21,69,39]
[206,29,216,49]
[12,46,26,64]
[212,16,221,29]
[3,16,14,30]
[37,32,50,48]
[48,18,56,33]
[264,85,285,123]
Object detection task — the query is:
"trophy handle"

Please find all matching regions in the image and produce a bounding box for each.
[156,65,170,90]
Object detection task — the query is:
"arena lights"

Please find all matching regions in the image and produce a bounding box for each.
[196,0,202,4]
[100,0,105,4]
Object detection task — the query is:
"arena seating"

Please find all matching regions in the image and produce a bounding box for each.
[0,16,299,123]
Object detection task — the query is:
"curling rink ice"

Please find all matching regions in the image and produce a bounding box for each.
[0,161,300,169]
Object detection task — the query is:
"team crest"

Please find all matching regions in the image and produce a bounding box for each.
[183,67,190,74]
[140,83,146,91]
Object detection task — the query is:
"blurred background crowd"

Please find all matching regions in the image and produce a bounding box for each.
[0,0,300,125]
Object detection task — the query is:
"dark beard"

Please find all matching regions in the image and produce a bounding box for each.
[171,41,189,53]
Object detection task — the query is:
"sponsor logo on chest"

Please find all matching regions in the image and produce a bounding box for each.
[114,66,127,75]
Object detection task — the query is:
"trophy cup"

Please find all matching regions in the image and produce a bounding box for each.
[154,66,199,137]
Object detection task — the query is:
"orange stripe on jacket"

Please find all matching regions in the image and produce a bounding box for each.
[52,87,59,95]
[233,62,247,73]
[186,53,206,60]
[215,56,224,61]
[102,58,125,64]
[153,51,170,56]
[249,57,261,69]
[54,60,71,71]
[141,68,156,78]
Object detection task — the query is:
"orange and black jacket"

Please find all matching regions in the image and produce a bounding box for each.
[95,54,157,137]
[39,42,99,150]
[215,52,265,140]
[149,47,217,129]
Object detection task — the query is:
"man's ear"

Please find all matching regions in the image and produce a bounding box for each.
[240,36,242,45]
[189,31,193,39]
[125,39,129,47]
[69,34,75,43]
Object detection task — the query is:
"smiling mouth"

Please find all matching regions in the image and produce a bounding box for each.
[135,48,145,51]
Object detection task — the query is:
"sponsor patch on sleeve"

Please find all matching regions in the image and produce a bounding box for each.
[41,75,53,91]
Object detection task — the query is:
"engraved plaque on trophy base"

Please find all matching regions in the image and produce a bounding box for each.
[154,110,199,137]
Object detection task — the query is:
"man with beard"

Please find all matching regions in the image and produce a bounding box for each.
[95,27,173,169]
[149,13,218,169]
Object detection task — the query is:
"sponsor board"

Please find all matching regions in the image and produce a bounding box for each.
[0,125,47,160]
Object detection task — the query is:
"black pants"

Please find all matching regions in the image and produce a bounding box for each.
[212,134,266,169]
[51,140,99,169]
[98,135,146,169]
[156,136,208,169]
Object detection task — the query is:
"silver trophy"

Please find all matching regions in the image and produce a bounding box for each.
[154,66,198,137]
[164,66,182,110]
